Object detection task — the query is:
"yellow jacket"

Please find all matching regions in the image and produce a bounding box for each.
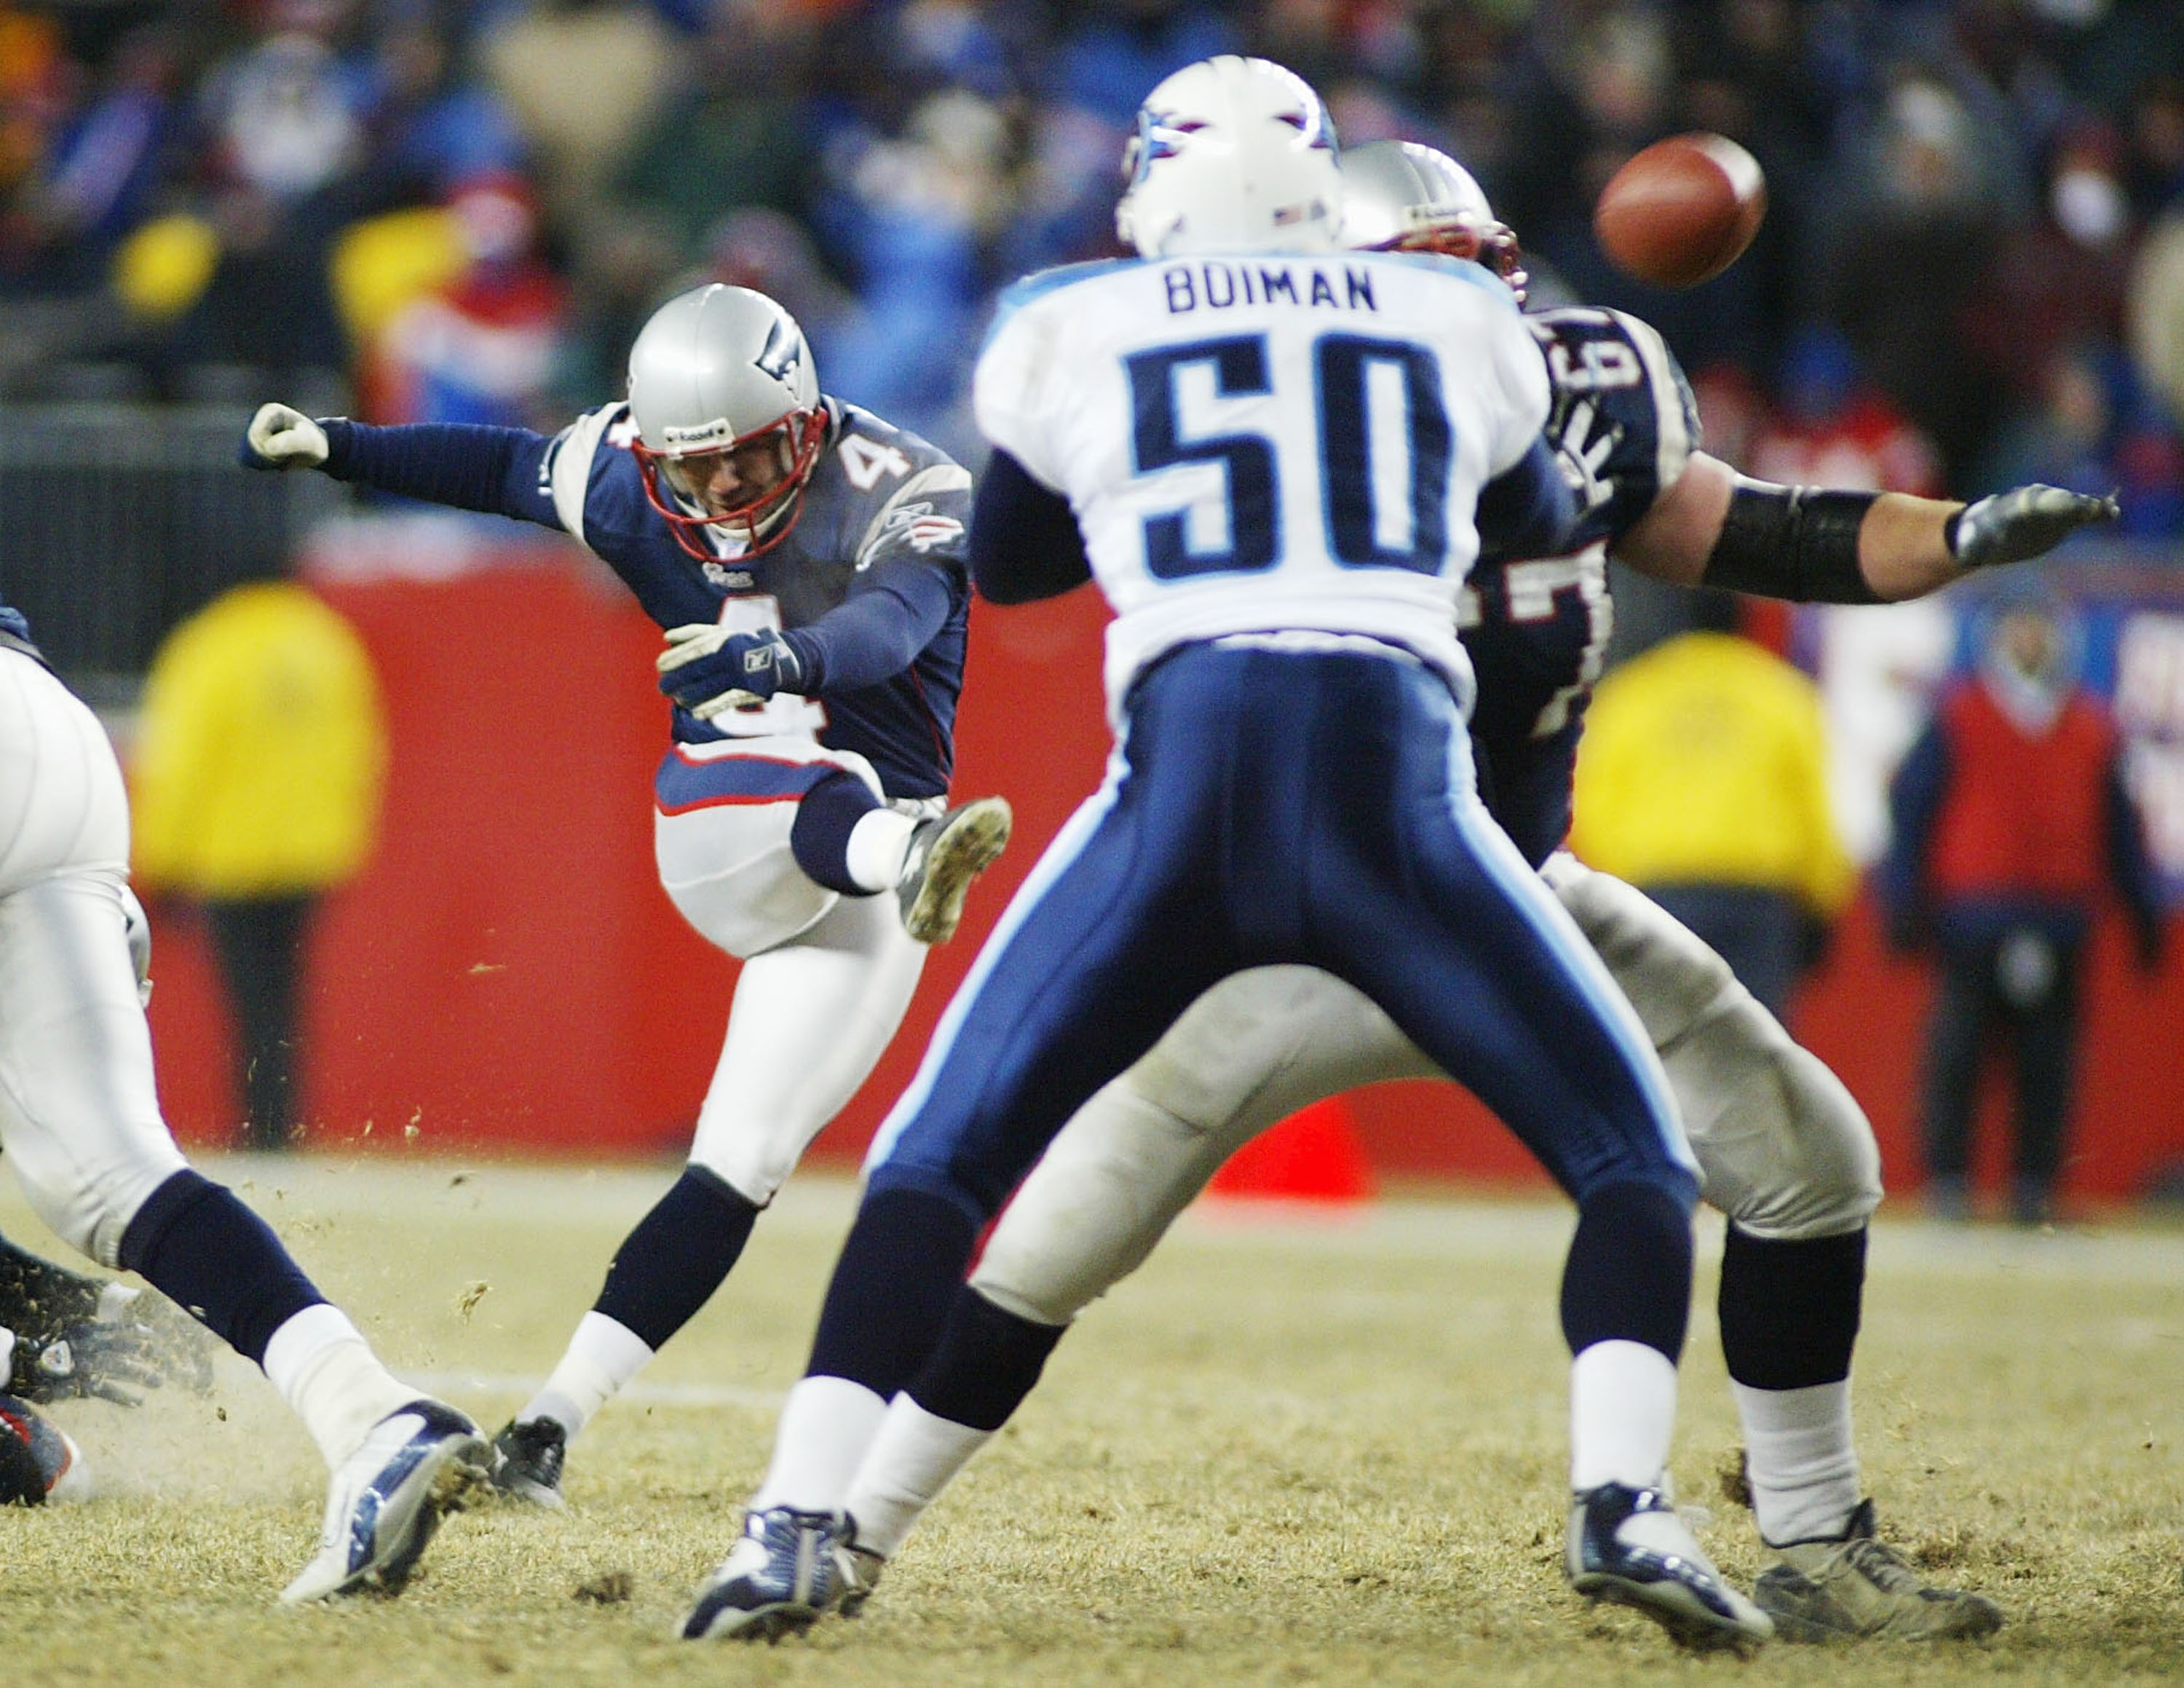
[131,582,388,898]
[1570,631,1856,917]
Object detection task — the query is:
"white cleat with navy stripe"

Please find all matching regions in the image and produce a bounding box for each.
[280,1400,490,1603]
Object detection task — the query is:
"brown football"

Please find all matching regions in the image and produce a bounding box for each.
[1593,133,1767,289]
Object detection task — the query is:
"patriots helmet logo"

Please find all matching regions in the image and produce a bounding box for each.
[754,314,804,386]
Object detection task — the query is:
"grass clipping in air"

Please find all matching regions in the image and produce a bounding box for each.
[0,1159,2177,1687]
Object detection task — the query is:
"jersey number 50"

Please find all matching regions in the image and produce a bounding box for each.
[1126,332,1452,579]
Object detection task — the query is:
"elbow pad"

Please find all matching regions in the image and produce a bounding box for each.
[1700,483,1882,605]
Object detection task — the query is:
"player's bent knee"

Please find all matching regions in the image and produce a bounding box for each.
[1706,1046,1883,1241]
[8,1136,187,1268]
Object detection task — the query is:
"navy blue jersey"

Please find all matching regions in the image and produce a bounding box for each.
[329,399,972,799]
[526,398,972,800]
[1461,306,1699,866]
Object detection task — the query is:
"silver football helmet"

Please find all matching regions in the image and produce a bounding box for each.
[625,283,826,560]
[1114,56,1342,260]
[1338,139,1528,302]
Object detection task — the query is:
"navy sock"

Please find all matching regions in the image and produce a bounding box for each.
[909,1287,1067,1433]
[805,1186,978,1397]
[1559,1178,1693,1361]
[117,1170,325,1365]
[1718,1224,1866,1390]
[591,1165,760,1351]
[790,770,885,896]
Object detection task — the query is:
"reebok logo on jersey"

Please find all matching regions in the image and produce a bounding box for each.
[880,502,965,555]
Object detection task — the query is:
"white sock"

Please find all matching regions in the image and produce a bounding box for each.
[844,809,918,893]
[751,1375,890,1513]
[261,1304,419,1470]
[843,1395,994,1558]
[519,1312,656,1439]
[1570,1339,1678,1491]
[1733,1379,1861,1545]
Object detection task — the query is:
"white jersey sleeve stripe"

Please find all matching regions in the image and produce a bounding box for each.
[550,403,626,544]
[1613,311,1695,497]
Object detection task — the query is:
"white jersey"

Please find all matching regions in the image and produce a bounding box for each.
[974,250,1551,719]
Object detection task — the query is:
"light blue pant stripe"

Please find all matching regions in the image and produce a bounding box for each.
[1437,721,1697,1179]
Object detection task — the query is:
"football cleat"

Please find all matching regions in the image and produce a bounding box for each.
[280,1399,490,1603]
[681,1505,855,1641]
[488,1416,567,1508]
[0,1393,89,1504]
[1567,1482,1774,1650]
[1755,1499,2005,1642]
[897,796,1012,946]
[835,1535,886,1618]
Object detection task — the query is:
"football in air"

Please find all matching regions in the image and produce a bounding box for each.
[1593,133,1767,289]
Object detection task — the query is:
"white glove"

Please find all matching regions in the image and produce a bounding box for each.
[657,623,763,718]
[242,403,329,470]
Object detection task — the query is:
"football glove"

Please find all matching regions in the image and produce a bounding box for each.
[240,403,330,471]
[656,625,807,718]
[7,1313,167,1407]
[1949,485,2118,569]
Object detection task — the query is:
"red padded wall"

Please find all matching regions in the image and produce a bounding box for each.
[144,552,2181,1204]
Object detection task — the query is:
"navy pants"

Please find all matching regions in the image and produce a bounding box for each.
[867,643,1697,1220]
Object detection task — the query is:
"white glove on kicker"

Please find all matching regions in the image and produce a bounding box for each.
[244,403,330,469]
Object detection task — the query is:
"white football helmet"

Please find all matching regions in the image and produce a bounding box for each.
[625,283,827,560]
[1338,138,1528,302]
[1114,56,1342,260]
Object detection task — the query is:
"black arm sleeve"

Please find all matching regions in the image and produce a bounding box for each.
[969,450,1092,604]
[1701,482,1884,604]
[1475,434,1578,564]
[320,419,553,521]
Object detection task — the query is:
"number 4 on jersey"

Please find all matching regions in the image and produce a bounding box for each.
[839,435,911,491]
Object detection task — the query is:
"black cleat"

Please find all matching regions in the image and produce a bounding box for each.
[897,797,1011,945]
[489,1416,567,1508]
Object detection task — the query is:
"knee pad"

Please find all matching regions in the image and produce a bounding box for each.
[973,1079,1229,1326]
[1545,857,1880,1240]
[8,1136,185,1269]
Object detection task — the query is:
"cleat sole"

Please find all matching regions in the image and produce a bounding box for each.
[1575,1572,1772,1654]
[903,801,1010,945]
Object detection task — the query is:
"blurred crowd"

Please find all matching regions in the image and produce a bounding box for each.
[4,0,2184,521]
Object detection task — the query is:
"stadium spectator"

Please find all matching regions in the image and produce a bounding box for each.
[478,0,675,230]
[1571,590,1856,1023]
[363,170,568,429]
[1880,593,2166,1224]
[128,572,389,1151]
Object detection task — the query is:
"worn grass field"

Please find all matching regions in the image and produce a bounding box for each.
[0,1155,2179,1686]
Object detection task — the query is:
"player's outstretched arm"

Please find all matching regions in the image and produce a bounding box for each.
[1613,451,2119,603]
[240,403,561,526]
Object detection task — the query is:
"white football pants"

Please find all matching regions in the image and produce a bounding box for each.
[974,852,1882,1327]
[656,737,930,1206]
[0,650,186,1266]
